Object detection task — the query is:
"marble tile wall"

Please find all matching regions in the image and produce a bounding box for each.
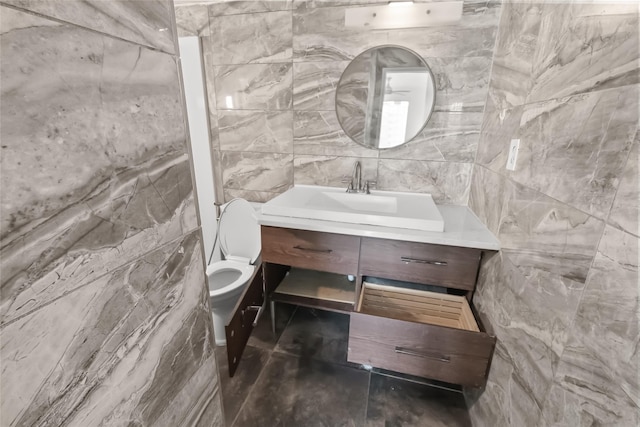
[0,2,222,426]
[467,2,639,426]
[175,0,502,203]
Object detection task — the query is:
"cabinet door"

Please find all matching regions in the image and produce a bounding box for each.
[224,263,288,376]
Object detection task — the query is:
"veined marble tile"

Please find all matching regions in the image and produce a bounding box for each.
[498,178,605,288]
[509,372,544,427]
[155,356,223,427]
[468,165,507,236]
[1,9,186,236]
[2,0,176,54]
[376,160,472,205]
[294,20,496,62]
[380,111,482,162]
[513,86,638,219]
[475,253,558,408]
[0,231,216,426]
[294,0,387,9]
[542,334,639,426]
[218,110,293,153]
[388,25,498,60]
[174,4,211,37]
[470,251,501,329]
[293,4,393,62]
[209,11,292,64]
[223,188,286,204]
[293,61,348,111]
[194,385,224,427]
[201,33,218,115]
[0,152,195,325]
[568,226,639,407]
[293,30,389,62]
[488,2,542,109]
[475,96,524,171]
[295,0,481,9]
[0,8,193,325]
[293,0,501,10]
[528,3,640,103]
[293,111,378,158]
[214,63,292,110]
[429,56,492,112]
[609,138,639,237]
[465,342,513,427]
[208,0,293,17]
[293,5,366,37]
[210,148,226,205]
[221,152,293,192]
[293,155,377,188]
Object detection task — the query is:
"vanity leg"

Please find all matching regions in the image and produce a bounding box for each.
[270,299,276,336]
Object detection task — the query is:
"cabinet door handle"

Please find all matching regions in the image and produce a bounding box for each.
[395,346,451,363]
[242,304,264,327]
[293,245,333,254]
[400,256,447,266]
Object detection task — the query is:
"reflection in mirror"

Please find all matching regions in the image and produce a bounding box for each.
[336,46,435,150]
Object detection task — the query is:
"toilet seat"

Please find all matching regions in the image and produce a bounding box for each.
[207,260,255,298]
[207,198,261,299]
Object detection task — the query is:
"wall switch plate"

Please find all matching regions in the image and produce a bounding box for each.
[506,139,520,171]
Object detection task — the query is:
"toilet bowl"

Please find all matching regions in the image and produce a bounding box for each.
[207,198,261,346]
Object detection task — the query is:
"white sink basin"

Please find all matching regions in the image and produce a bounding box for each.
[261,185,444,232]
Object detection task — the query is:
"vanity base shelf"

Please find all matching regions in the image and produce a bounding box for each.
[270,267,355,313]
[348,282,495,388]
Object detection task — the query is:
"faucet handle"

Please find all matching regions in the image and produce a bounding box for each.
[364,180,377,194]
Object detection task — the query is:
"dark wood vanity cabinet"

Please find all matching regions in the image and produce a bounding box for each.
[359,237,482,292]
[230,225,496,387]
[349,283,495,387]
[261,226,359,275]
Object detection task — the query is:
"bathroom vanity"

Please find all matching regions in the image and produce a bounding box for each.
[224,193,500,388]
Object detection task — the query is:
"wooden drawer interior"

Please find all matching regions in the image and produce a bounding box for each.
[349,282,495,386]
[357,282,479,332]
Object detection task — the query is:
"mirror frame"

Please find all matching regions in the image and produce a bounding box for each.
[335,45,436,150]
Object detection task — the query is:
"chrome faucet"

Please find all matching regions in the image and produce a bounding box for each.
[347,161,361,193]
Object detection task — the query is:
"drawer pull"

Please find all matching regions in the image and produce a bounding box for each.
[293,245,333,254]
[395,346,451,363]
[400,256,447,266]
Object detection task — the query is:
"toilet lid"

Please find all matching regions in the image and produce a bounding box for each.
[218,198,261,264]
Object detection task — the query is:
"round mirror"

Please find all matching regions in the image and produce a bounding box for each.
[335,45,436,150]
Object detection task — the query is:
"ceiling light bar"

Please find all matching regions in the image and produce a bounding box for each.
[345,1,463,30]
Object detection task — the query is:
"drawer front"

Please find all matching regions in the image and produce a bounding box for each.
[359,237,481,291]
[261,226,360,275]
[348,312,495,387]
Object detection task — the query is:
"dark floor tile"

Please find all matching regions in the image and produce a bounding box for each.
[248,302,296,351]
[365,373,471,427]
[274,306,351,365]
[233,352,370,427]
[371,368,464,393]
[215,345,271,426]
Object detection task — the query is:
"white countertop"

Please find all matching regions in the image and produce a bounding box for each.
[257,204,500,251]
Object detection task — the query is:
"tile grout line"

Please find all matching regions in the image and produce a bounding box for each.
[0,2,176,56]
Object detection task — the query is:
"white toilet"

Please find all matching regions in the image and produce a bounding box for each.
[206,198,261,346]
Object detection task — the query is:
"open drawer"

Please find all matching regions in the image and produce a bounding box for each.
[348,282,495,387]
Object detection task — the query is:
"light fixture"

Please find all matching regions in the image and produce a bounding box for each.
[388,1,414,7]
[345,1,463,30]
